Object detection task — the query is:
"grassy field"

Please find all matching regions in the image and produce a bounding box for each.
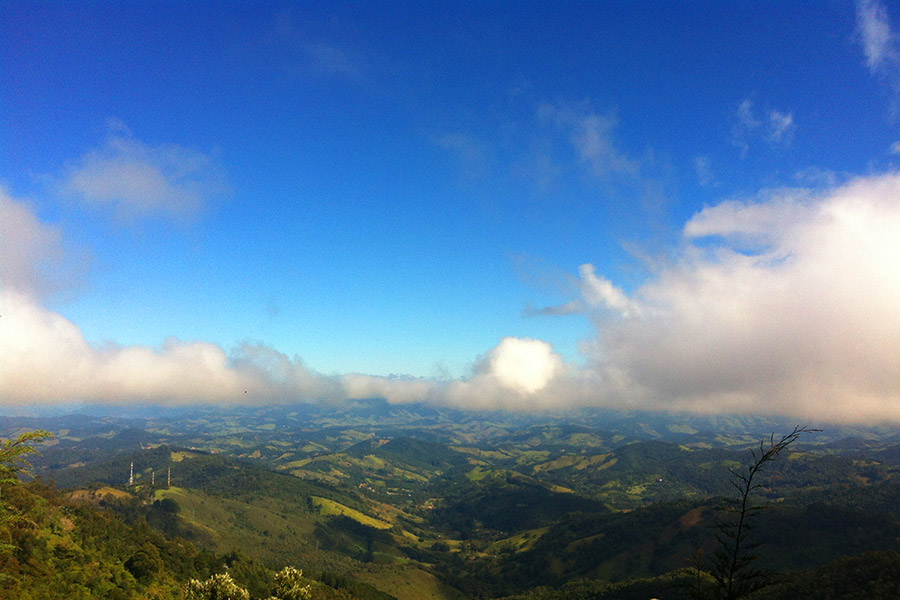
[311,496,393,530]
[355,564,469,600]
[154,486,323,565]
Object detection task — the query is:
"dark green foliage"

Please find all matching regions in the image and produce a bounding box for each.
[0,480,215,599]
[123,543,163,582]
[314,516,397,563]
[317,572,397,600]
[696,426,818,600]
[373,437,468,472]
[430,474,607,535]
[146,497,183,537]
[497,571,696,600]
[440,500,708,595]
[0,475,384,600]
[757,551,900,600]
[754,502,900,570]
[225,551,277,598]
[790,481,900,518]
[0,430,53,479]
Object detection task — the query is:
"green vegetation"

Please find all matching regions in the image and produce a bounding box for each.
[185,567,312,600]
[4,406,900,599]
[311,497,392,530]
[690,426,818,600]
[1,430,53,554]
[185,573,251,600]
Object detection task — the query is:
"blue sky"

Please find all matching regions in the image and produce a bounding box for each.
[3,1,900,421]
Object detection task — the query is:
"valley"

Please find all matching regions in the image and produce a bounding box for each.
[3,402,900,598]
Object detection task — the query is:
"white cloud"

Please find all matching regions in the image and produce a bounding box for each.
[0,188,88,300]
[0,189,64,298]
[342,373,437,405]
[0,185,575,410]
[478,337,562,394]
[736,99,760,131]
[583,172,900,422]
[733,100,795,154]
[577,264,641,317]
[891,141,900,154]
[539,102,639,178]
[766,110,795,145]
[0,189,334,407]
[683,188,814,244]
[0,286,574,410]
[445,337,572,411]
[0,288,347,405]
[694,156,714,187]
[7,170,900,422]
[0,291,241,403]
[857,0,899,72]
[857,0,900,111]
[59,123,229,223]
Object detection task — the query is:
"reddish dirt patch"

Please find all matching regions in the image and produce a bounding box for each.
[68,487,132,505]
[678,506,706,529]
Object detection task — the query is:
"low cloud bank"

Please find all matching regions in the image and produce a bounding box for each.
[0,286,566,410]
[3,174,900,422]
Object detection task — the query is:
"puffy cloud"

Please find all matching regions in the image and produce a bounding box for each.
[0,289,349,405]
[577,264,641,317]
[0,189,70,298]
[59,122,229,223]
[478,337,562,394]
[0,291,249,404]
[582,173,900,422]
[7,169,900,422]
[445,337,570,411]
[0,186,575,410]
[0,188,335,405]
[683,188,815,244]
[231,344,343,401]
[0,290,573,411]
